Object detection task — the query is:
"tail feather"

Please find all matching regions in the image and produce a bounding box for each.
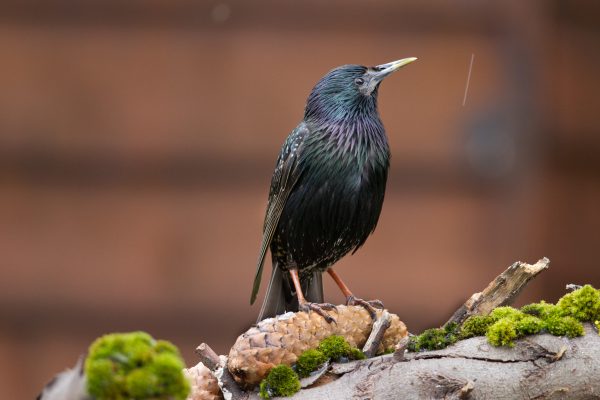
[304,271,324,304]
[256,265,324,322]
[257,264,287,322]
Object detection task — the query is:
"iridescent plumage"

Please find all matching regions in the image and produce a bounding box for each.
[251,59,416,321]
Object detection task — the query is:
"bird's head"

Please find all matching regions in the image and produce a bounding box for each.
[304,57,417,123]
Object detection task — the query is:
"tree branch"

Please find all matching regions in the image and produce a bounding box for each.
[249,324,600,399]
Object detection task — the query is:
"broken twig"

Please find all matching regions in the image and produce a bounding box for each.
[362,310,392,358]
[196,343,221,372]
[445,257,550,327]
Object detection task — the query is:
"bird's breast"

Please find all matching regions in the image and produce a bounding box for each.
[275,126,389,269]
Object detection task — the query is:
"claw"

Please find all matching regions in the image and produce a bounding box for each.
[319,303,338,311]
[299,302,337,324]
[367,299,385,309]
[346,296,385,320]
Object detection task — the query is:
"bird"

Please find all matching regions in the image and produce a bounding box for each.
[250,57,417,323]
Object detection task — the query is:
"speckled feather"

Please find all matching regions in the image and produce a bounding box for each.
[251,64,391,319]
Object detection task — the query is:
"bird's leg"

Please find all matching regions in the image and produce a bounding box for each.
[289,269,336,323]
[327,268,384,319]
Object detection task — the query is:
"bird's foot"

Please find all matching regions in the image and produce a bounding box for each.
[346,296,385,319]
[298,301,337,324]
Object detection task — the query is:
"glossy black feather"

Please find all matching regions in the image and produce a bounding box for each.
[250,123,309,304]
[252,63,392,320]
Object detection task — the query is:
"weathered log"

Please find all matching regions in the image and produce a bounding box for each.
[244,324,600,399]
[43,257,600,399]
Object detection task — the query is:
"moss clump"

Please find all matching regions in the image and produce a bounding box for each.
[515,315,545,336]
[486,318,518,347]
[408,323,459,352]
[317,335,350,360]
[317,335,364,361]
[125,369,159,398]
[483,287,599,346]
[521,301,559,319]
[349,347,367,360]
[486,308,586,346]
[411,285,599,351]
[259,365,301,399]
[490,306,524,321]
[460,315,494,339]
[295,349,327,378]
[85,331,189,400]
[486,312,585,346]
[545,315,584,338]
[291,336,364,380]
[557,285,600,322]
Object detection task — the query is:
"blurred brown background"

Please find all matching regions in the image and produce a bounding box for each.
[1,0,599,397]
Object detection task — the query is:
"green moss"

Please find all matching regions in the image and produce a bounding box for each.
[411,285,600,351]
[484,290,595,346]
[410,328,447,351]
[408,323,459,352]
[521,301,559,319]
[349,347,367,360]
[460,315,494,339]
[86,359,122,398]
[464,313,543,346]
[125,369,159,398]
[85,331,189,400]
[545,315,584,338]
[490,306,524,321]
[557,285,600,322]
[595,320,600,334]
[486,309,583,346]
[295,349,327,378]
[486,318,518,347]
[155,340,179,354]
[515,315,545,336]
[259,365,301,399]
[292,336,365,379]
[316,335,364,361]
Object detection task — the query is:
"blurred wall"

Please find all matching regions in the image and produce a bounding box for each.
[0,0,599,397]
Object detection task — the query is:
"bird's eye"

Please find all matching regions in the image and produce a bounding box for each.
[354,77,365,86]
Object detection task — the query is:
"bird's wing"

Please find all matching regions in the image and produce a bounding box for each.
[250,123,310,304]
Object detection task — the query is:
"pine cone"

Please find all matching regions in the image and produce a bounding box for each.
[227,306,407,387]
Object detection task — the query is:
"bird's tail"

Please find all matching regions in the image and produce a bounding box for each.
[256,262,324,323]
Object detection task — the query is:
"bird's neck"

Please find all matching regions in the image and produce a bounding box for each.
[303,93,388,160]
[305,96,382,131]
[303,111,388,165]
[304,90,379,125]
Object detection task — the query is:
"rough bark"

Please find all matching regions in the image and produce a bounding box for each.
[41,257,600,400]
[243,324,600,399]
[226,257,600,399]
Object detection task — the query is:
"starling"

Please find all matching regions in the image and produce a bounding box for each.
[251,57,417,322]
